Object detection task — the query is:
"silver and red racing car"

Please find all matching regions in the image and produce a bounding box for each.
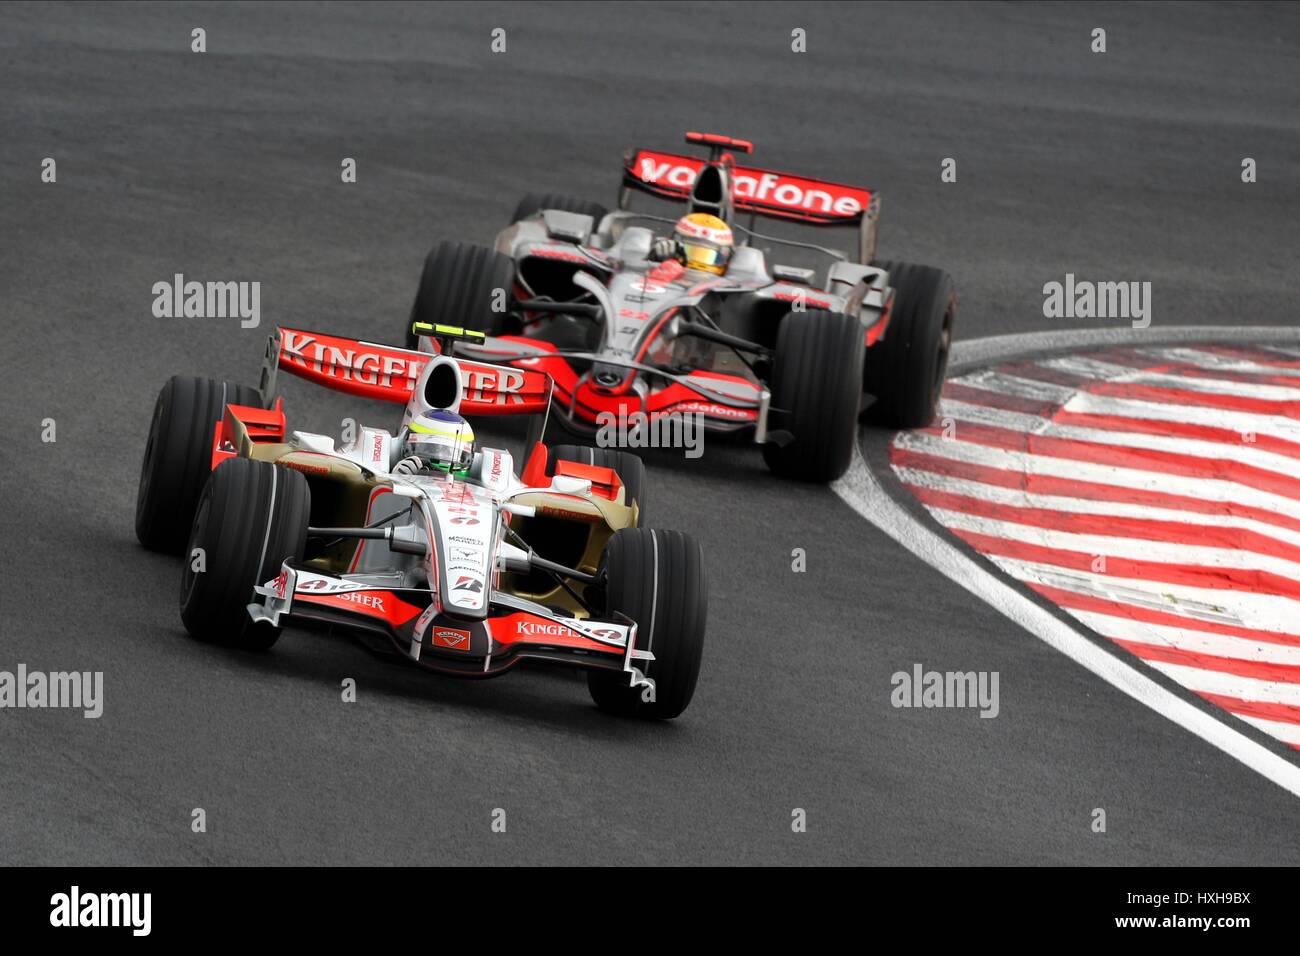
[405,132,956,481]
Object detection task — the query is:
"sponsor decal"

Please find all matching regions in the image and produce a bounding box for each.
[484,449,512,490]
[462,366,527,406]
[449,546,481,563]
[632,151,870,218]
[433,626,472,651]
[451,575,484,595]
[278,328,546,409]
[335,591,386,611]
[668,401,756,420]
[296,576,365,594]
[539,505,598,522]
[630,277,669,295]
[281,458,331,476]
[516,619,582,639]
[281,329,425,390]
[438,482,479,505]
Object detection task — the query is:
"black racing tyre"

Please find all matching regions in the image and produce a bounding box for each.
[587,528,707,720]
[863,260,956,428]
[407,241,515,348]
[547,444,646,522]
[511,193,609,226]
[761,309,865,482]
[180,458,310,650]
[135,375,263,554]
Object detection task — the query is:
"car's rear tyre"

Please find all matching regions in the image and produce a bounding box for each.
[511,193,609,227]
[135,375,263,554]
[180,458,310,650]
[761,309,864,482]
[547,444,646,522]
[587,528,706,719]
[407,240,515,348]
[863,260,955,428]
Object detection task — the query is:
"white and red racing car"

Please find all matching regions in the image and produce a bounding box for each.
[134,324,707,718]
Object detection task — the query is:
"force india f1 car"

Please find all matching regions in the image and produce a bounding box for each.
[133,324,707,719]
[404,132,957,482]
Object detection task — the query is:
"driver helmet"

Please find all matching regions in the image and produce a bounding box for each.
[402,409,475,476]
[673,212,734,275]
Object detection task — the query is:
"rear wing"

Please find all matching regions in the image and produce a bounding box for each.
[260,326,553,416]
[620,144,880,262]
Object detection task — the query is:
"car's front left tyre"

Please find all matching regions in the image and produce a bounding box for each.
[180,458,310,650]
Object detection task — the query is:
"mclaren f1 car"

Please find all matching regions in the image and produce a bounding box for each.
[133,324,707,718]
[404,132,956,482]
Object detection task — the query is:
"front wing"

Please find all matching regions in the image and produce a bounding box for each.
[248,565,654,690]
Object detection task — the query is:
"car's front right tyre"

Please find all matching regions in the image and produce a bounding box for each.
[180,458,310,651]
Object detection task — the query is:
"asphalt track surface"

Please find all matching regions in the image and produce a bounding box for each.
[2,2,1298,865]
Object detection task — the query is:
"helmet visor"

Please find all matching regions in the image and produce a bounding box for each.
[407,427,474,473]
[681,240,729,269]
